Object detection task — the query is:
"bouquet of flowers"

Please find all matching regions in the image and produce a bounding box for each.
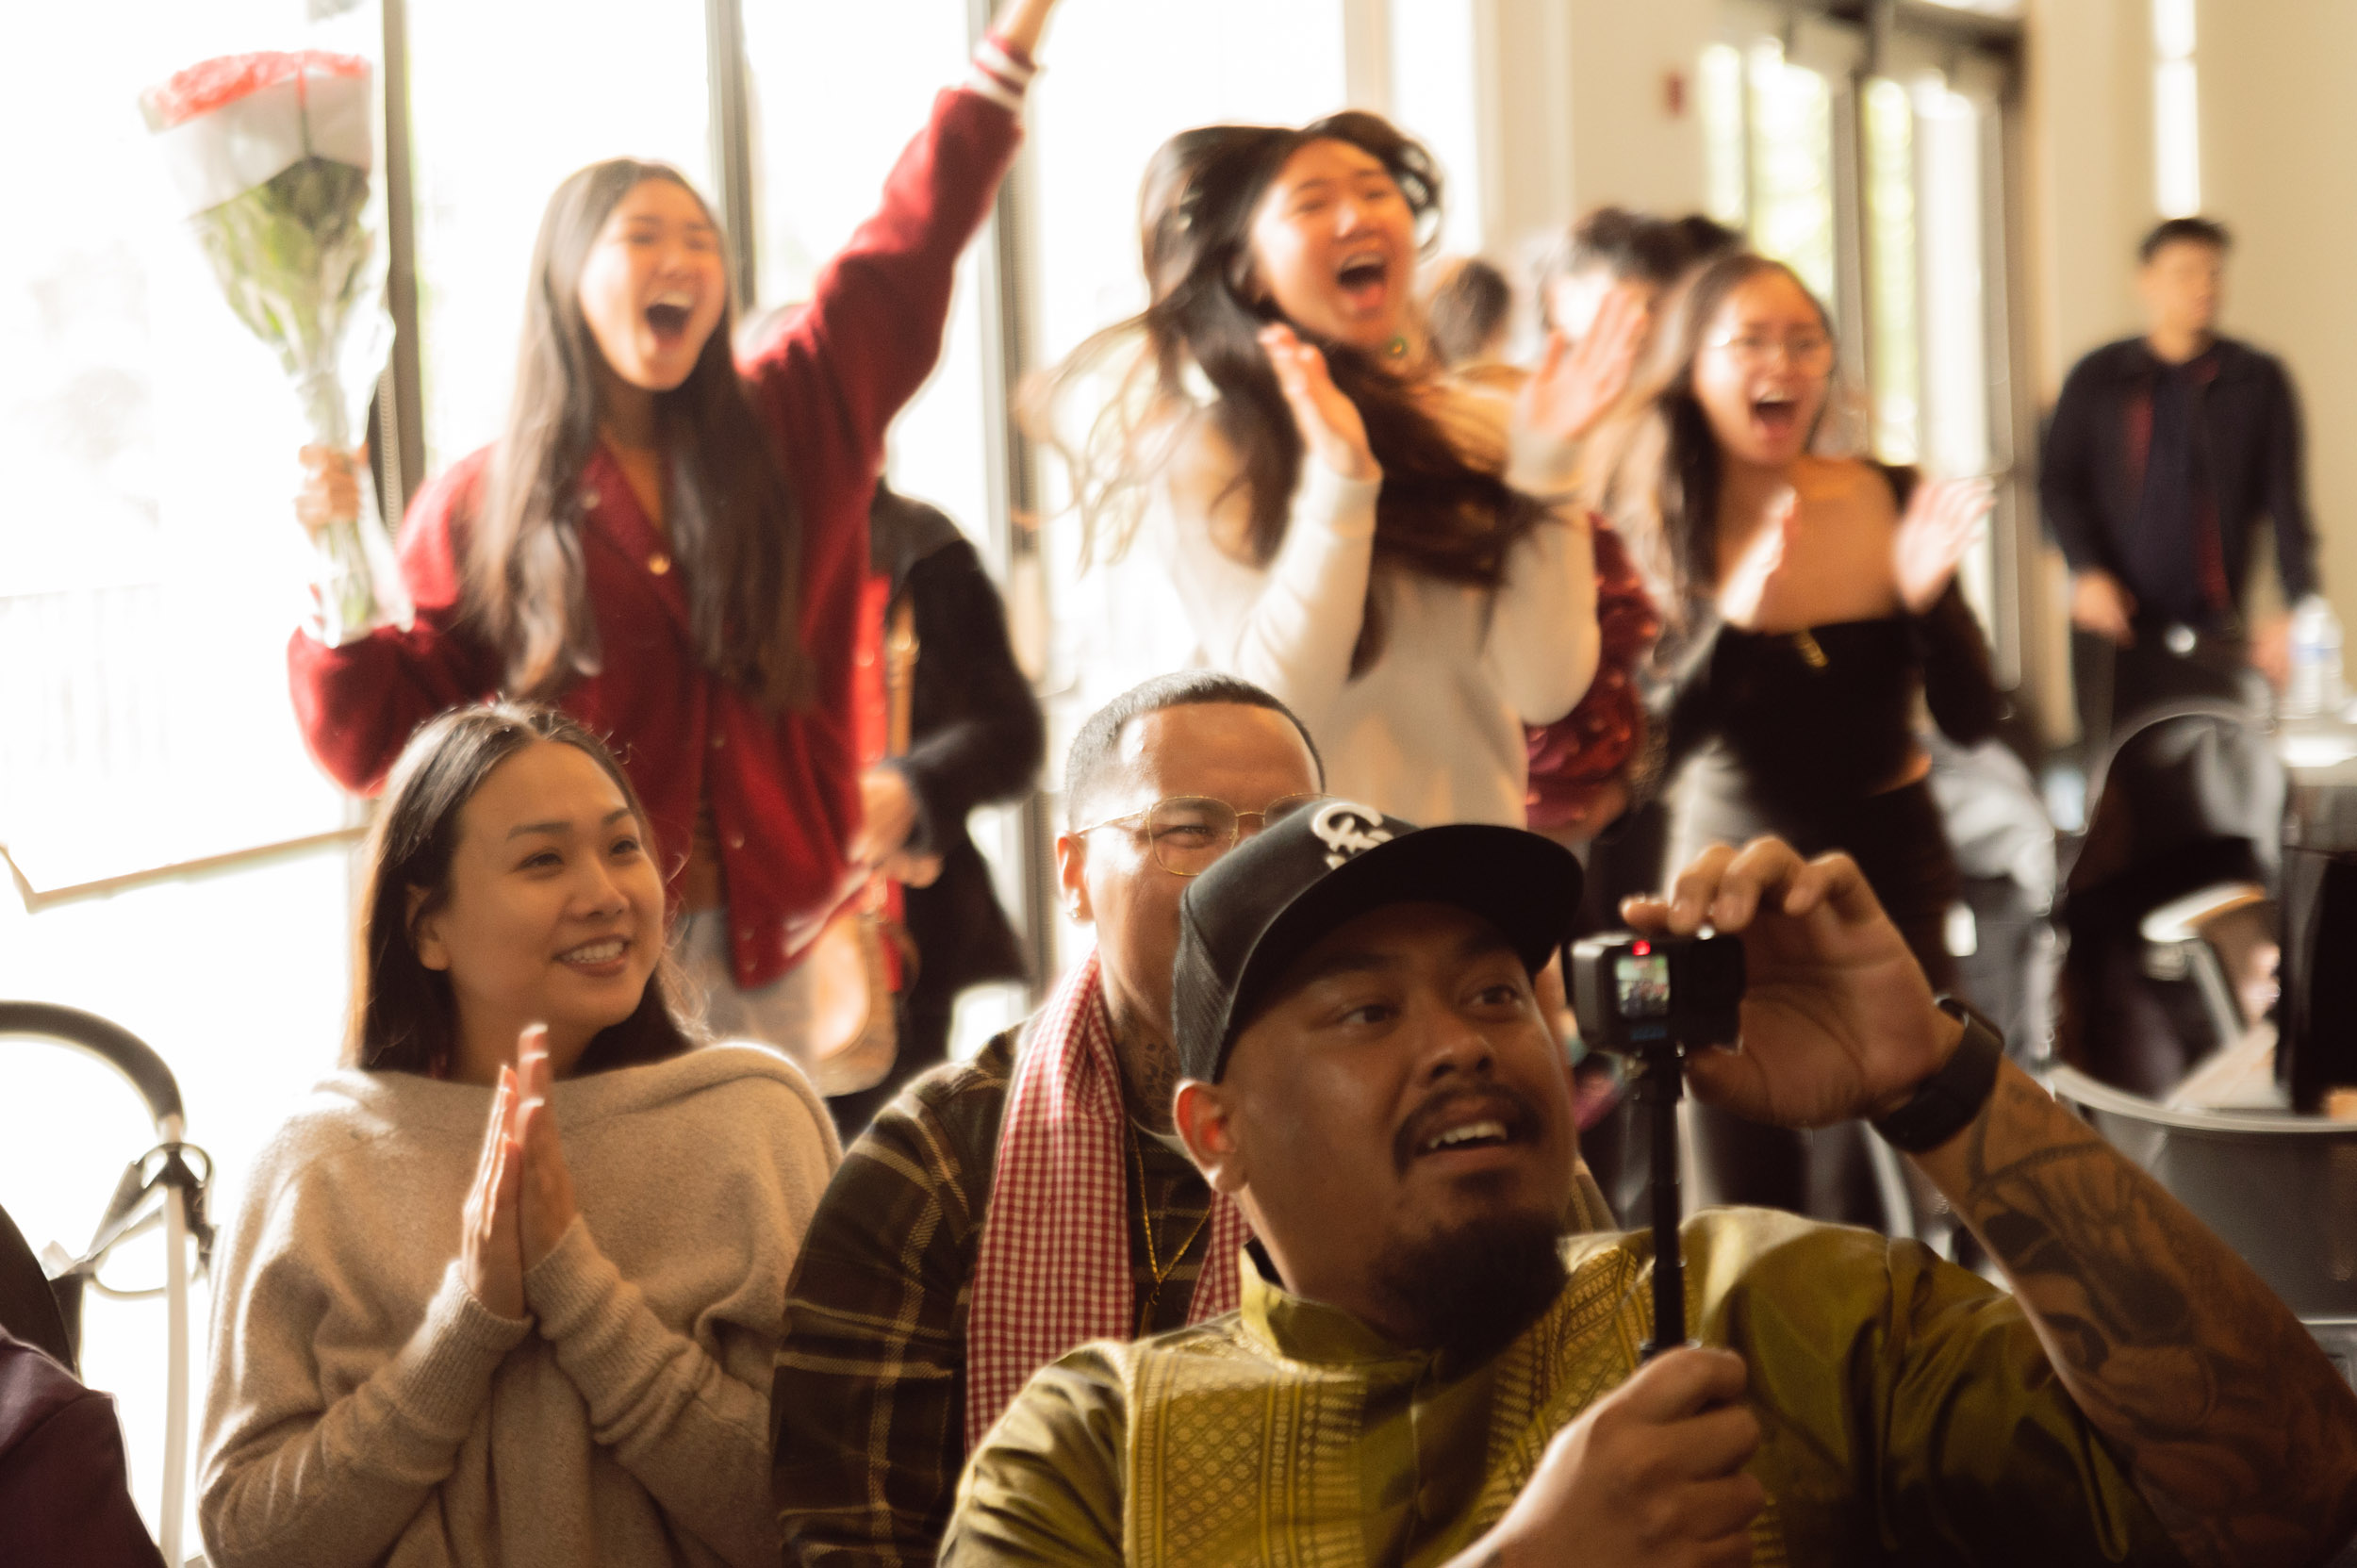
[141,50,411,644]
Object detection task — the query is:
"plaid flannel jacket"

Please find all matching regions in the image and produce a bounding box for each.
[771,1022,1215,1567]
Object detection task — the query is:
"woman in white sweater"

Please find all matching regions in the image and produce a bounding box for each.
[1047,113,1646,826]
[199,703,840,1568]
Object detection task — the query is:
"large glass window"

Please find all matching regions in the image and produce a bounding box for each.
[1389,0,1485,254]
[404,0,712,473]
[1744,40,1838,309]
[1699,42,1750,228]
[1863,78,1920,466]
[1705,11,2021,659]
[2,6,383,1543]
[741,0,992,553]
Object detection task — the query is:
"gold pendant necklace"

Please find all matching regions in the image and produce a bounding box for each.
[1129,1124,1215,1334]
[1791,629,1829,669]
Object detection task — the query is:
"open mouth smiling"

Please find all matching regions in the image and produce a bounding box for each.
[1394,1086,1539,1172]
[1335,250,1392,312]
[1752,391,1802,437]
[556,935,630,974]
[644,290,696,344]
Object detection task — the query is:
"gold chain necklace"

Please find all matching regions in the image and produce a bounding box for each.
[1128,1123,1215,1334]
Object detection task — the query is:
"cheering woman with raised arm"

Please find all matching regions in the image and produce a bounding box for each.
[1044,113,1649,828]
[289,0,1064,1052]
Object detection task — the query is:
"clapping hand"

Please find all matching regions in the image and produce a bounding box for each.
[1515,282,1651,454]
[1260,322,1378,483]
[513,1025,580,1269]
[1715,487,1801,630]
[461,1065,525,1319]
[1621,838,1955,1129]
[1893,476,1992,615]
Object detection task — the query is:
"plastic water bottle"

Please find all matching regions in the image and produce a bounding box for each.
[2287,596,2345,721]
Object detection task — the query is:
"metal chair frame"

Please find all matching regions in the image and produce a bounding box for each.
[0,1000,210,1568]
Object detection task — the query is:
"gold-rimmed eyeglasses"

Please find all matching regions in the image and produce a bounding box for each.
[1075,794,1327,875]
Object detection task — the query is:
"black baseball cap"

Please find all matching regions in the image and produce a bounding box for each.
[1172,800,1583,1083]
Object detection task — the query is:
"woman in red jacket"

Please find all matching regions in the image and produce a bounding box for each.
[290,0,1063,1051]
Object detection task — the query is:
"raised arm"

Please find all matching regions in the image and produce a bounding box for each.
[1637,839,2357,1568]
[1916,1062,2357,1566]
[742,0,1061,486]
[286,456,502,793]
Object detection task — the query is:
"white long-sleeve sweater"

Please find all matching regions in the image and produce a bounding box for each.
[198,1044,840,1568]
[1152,378,1600,827]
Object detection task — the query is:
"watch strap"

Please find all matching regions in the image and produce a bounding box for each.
[1871,995,2003,1154]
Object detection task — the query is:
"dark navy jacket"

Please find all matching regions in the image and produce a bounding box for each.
[2040,334,2319,623]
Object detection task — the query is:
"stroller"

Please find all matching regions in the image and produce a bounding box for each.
[0,1001,213,1566]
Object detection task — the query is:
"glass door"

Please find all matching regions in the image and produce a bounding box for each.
[1705,6,2025,684]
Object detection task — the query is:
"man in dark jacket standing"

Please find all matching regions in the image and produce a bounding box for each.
[2041,216,2321,751]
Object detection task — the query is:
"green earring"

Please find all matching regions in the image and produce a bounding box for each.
[1386,335,1409,360]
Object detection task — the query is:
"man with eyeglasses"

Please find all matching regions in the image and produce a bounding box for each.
[772,671,1334,1567]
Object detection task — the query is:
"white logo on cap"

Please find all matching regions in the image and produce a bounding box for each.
[1310,800,1393,867]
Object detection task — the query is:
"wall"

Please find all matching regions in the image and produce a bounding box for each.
[1481,0,1715,262]
[2022,0,2356,701]
[2199,0,2357,630]
[2017,0,2155,741]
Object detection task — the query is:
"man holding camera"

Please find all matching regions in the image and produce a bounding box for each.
[943,807,2357,1566]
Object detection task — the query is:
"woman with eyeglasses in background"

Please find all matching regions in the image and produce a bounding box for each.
[1583,252,1999,1221]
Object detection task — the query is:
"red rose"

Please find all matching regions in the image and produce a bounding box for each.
[140,50,368,131]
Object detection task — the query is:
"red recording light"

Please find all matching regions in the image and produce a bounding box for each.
[1632,940,1651,956]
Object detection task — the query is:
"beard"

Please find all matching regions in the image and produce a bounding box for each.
[1369,1204,1570,1363]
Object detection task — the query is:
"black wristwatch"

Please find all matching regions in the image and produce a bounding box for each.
[1870,995,2004,1154]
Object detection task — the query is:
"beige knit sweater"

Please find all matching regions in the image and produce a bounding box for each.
[198,1044,840,1568]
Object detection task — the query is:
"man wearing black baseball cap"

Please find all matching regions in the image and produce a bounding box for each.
[945,810,2357,1567]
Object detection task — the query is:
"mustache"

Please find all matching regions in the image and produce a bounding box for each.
[1393,1081,1543,1174]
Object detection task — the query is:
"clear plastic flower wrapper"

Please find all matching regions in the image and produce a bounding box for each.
[142,50,413,645]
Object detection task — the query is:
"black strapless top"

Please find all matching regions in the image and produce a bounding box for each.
[1656,581,2002,810]
[1706,617,1925,800]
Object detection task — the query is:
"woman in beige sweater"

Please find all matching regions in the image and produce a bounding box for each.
[199,703,840,1568]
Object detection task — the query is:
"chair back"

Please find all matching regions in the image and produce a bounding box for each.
[2052,1065,2357,1317]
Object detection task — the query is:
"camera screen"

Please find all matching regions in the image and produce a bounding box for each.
[1615,952,1672,1018]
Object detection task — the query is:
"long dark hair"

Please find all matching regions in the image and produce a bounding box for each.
[1038,112,1547,672]
[468,160,810,707]
[1579,252,1838,627]
[348,701,700,1077]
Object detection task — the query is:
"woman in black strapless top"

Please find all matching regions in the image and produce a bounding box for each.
[1584,252,1997,1223]
[1590,253,1997,982]
[1662,507,2000,991]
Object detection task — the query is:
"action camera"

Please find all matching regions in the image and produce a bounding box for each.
[1568,933,1745,1055]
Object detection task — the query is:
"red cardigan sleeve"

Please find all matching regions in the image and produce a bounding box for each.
[286,450,502,794]
[739,87,1022,530]
[1525,520,1660,832]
